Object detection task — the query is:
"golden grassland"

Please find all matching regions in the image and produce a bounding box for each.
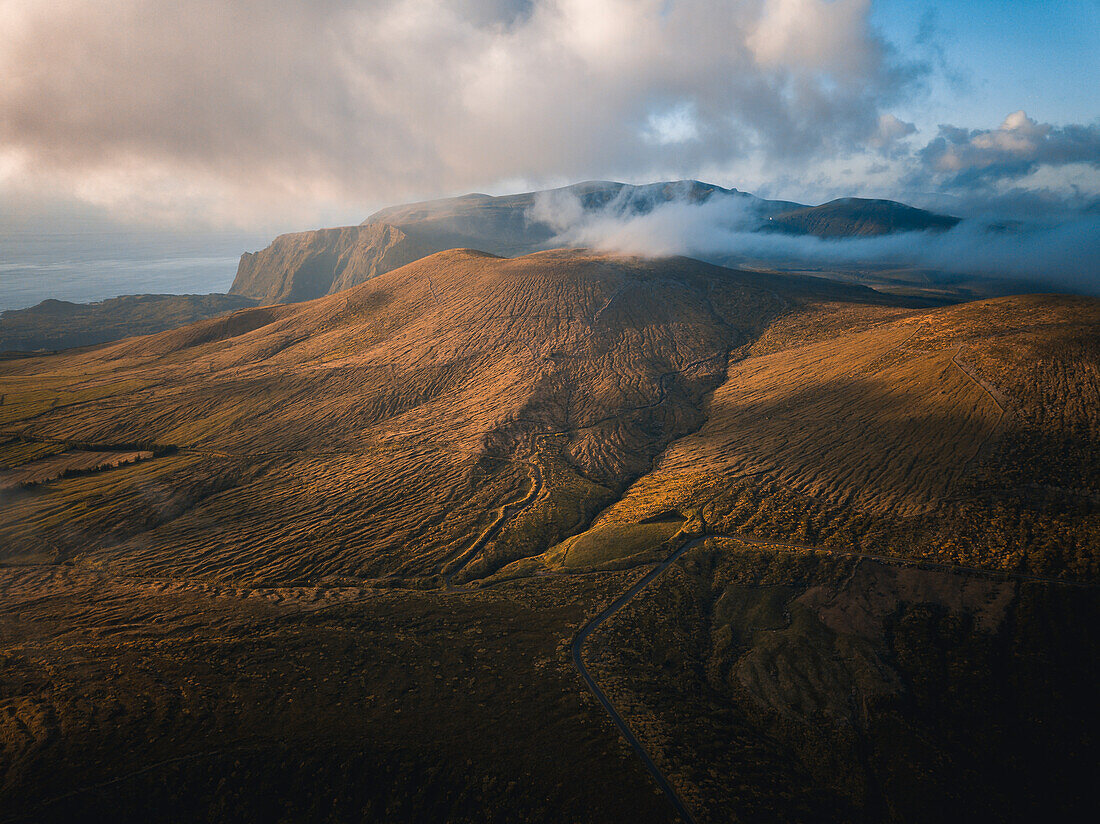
[0,249,1097,822]
[594,295,1099,579]
[0,250,784,580]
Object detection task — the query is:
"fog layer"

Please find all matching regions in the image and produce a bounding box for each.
[531,188,1100,294]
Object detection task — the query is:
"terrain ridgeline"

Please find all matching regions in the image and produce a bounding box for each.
[228,180,960,305]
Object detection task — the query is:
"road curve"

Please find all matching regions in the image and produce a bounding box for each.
[571,536,704,824]
[570,526,1092,824]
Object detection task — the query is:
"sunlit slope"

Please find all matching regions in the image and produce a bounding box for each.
[0,250,800,581]
[593,294,1099,579]
[4,251,1094,584]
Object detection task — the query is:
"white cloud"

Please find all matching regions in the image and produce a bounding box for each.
[918,110,1100,184]
[871,113,917,148]
[533,186,1100,294]
[643,103,700,146]
[748,0,879,80]
[0,0,922,228]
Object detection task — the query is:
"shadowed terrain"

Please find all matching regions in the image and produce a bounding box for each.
[1,248,1097,822]
[764,198,960,238]
[0,294,257,353]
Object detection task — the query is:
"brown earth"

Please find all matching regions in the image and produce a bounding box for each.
[0,293,258,353]
[1,248,1097,822]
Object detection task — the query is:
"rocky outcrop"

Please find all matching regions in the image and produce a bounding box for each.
[230,222,435,304]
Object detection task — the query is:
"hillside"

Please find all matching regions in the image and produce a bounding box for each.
[1,250,1097,823]
[0,250,810,575]
[766,197,960,237]
[0,293,257,352]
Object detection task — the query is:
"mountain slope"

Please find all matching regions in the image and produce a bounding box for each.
[4,250,1096,582]
[766,197,960,237]
[2,250,813,578]
[2,249,1098,823]
[574,293,1099,579]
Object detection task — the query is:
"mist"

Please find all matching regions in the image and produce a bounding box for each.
[530,187,1100,295]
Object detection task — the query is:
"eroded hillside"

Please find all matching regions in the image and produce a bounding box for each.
[2,250,800,582]
[588,294,1100,579]
[1,249,1097,824]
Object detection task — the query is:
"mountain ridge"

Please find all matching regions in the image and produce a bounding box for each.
[229,180,959,305]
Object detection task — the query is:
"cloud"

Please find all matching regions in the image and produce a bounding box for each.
[530,187,1100,294]
[0,0,923,227]
[870,113,917,151]
[748,0,880,80]
[917,111,1100,188]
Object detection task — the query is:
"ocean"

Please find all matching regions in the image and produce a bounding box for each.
[0,228,272,311]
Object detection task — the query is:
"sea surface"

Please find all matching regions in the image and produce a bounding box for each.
[0,228,272,311]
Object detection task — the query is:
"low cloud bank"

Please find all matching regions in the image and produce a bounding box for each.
[530,188,1100,294]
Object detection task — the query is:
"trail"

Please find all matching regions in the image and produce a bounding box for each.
[442,458,544,589]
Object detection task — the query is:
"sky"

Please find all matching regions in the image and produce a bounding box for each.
[0,0,1097,235]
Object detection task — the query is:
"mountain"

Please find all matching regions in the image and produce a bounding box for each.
[0,293,257,352]
[765,196,961,237]
[228,181,956,305]
[2,248,1097,822]
[0,182,969,358]
[230,223,439,304]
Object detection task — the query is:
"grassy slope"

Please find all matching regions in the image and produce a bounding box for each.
[0,249,1097,821]
[0,250,800,582]
[594,294,1100,580]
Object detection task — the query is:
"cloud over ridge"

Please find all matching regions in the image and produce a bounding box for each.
[0,1,1096,230]
[530,185,1100,294]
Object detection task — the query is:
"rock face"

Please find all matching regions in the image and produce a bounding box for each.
[230,223,436,304]
[228,180,754,304]
[226,180,846,305]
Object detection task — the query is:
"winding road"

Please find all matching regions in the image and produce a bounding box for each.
[567,525,1093,824]
[571,536,704,824]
